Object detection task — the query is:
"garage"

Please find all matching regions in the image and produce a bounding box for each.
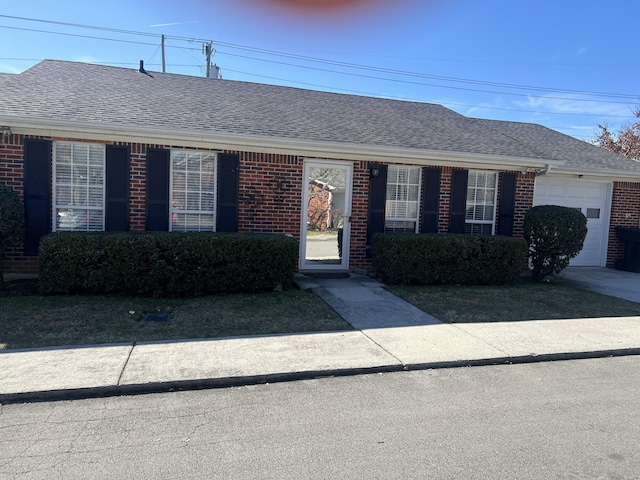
[533,177,611,267]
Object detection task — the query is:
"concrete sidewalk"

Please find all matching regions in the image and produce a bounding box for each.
[2,271,640,404]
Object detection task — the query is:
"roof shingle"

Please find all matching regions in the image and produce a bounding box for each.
[1,60,638,175]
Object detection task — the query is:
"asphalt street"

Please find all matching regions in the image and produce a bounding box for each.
[2,356,639,479]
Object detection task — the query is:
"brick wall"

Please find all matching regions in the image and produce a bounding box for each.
[349,160,370,270]
[513,172,535,238]
[130,143,149,231]
[237,152,302,236]
[432,168,534,237]
[607,181,640,267]
[0,133,24,195]
[0,134,35,273]
[3,133,606,275]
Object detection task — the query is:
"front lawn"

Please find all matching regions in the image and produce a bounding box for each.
[387,280,640,323]
[4,276,639,350]
[0,280,351,349]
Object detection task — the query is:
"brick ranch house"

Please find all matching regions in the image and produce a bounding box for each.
[1,60,640,274]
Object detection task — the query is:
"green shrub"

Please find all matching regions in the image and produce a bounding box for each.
[38,232,299,297]
[0,185,24,289]
[372,233,527,285]
[523,205,587,282]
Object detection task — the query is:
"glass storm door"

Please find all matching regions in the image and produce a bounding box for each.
[300,160,353,270]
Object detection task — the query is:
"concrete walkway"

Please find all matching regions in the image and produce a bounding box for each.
[295,274,440,328]
[1,269,640,404]
[557,267,640,303]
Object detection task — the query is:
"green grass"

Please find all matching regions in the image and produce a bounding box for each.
[0,281,351,350]
[4,276,639,350]
[387,279,640,323]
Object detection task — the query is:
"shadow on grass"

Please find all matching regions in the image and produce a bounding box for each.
[386,278,640,323]
[0,279,352,350]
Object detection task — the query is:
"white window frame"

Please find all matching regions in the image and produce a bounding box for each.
[465,170,498,235]
[385,165,422,233]
[170,150,217,232]
[52,141,106,232]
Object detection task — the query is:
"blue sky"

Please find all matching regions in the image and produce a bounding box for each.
[1,0,638,141]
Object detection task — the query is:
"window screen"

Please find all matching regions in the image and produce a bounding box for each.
[53,142,105,232]
[385,166,421,233]
[464,171,497,235]
[171,151,217,232]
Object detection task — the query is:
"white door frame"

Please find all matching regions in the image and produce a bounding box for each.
[299,159,353,271]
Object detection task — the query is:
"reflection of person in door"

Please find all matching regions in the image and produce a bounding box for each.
[171,201,183,224]
[332,209,345,259]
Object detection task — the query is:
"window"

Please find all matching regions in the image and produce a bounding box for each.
[385,166,421,233]
[170,151,217,232]
[586,208,600,219]
[465,171,498,235]
[53,142,105,231]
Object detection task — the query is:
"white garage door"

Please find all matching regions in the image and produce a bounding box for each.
[533,177,611,267]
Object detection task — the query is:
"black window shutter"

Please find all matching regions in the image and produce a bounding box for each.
[23,139,52,255]
[448,169,468,233]
[146,148,170,231]
[366,164,388,258]
[216,153,240,232]
[106,145,130,232]
[497,172,517,236]
[420,167,441,233]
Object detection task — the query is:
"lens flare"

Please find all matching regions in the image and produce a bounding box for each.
[257,0,385,14]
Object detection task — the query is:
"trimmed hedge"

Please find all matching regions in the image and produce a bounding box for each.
[373,233,527,285]
[38,232,299,297]
[523,205,587,282]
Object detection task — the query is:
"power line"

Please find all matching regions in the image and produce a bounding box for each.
[0,14,160,38]
[0,13,636,132]
[213,41,639,100]
[0,54,634,121]
[222,67,636,119]
[216,49,637,106]
[0,58,203,68]
[0,24,156,48]
[1,14,638,101]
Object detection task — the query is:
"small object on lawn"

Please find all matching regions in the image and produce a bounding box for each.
[142,313,172,322]
[129,310,136,315]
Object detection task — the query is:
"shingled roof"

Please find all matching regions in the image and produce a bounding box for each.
[1,60,638,176]
[474,119,640,175]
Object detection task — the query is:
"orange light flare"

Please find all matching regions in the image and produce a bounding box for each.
[241,0,445,25]
[251,0,391,17]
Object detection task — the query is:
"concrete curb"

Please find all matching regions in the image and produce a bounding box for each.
[402,348,640,371]
[0,364,404,404]
[4,348,640,405]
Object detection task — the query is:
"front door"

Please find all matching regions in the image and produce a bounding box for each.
[300,160,353,271]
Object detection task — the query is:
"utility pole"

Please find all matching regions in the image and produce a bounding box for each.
[203,41,212,78]
[161,35,166,73]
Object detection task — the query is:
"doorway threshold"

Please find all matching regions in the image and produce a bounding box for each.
[300,270,351,279]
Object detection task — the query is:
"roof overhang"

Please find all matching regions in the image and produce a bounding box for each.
[536,166,640,182]
[4,116,564,171]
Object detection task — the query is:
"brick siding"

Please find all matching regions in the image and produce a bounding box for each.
[1,134,33,273]
[513,172,535,238]
[238,152,302,236]
[6,133,629,275]
[607,181,640,267]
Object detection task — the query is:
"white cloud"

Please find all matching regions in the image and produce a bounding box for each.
[0,63,21,74]
[576,46,589,56]
[73,55,100,64]
[149,21,200,28]
[518,93,633,118]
